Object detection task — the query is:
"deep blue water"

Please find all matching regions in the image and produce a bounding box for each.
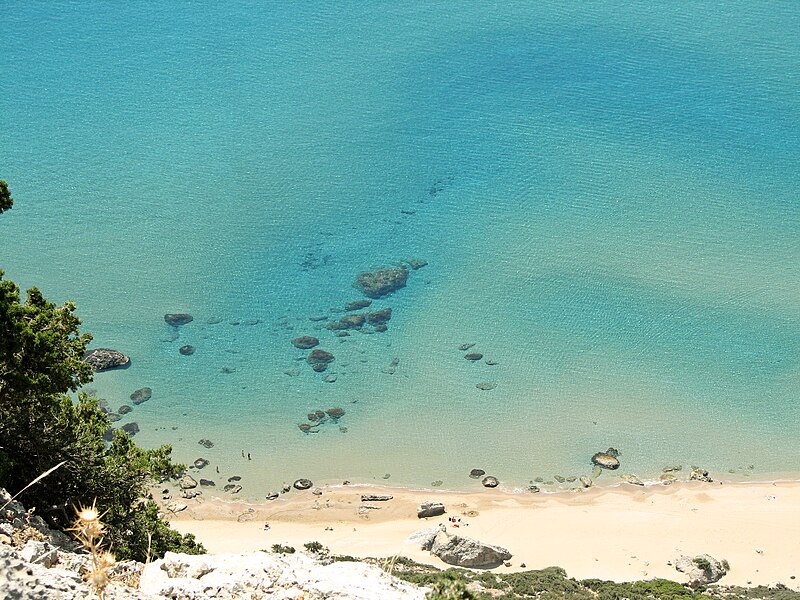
[1,2,798,495]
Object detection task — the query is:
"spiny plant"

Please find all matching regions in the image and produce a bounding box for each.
[69,500,115,599]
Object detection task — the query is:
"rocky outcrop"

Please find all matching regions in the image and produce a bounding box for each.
[130,387,152,405]
[83,348,130,371]
[307,349,335,372]
[675,554,728,586]
[367,307,392,325]
[689,467,713,483]
[417,502,446,518]
[164,313,193,327]
[293,478,313,490]
[429,528,512,568]
[469,469,485,479]
[345,300,372,311]
[292,336,320,349]
[354,266,409,299]
[481,476,499,488]
[362,495,393,502]
[591,448,621,470]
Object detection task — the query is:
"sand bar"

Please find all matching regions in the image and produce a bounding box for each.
[166,479,800,590]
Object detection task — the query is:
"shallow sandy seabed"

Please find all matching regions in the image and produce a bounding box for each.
[164,479,800,590]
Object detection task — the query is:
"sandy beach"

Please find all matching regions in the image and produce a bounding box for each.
[165,479,800,590]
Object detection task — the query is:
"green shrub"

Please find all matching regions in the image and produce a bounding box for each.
[303,541,327,554]
[693,557,712,572]
[271,544,296,554]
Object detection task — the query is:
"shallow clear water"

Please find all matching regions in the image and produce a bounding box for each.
[2,2,799,496]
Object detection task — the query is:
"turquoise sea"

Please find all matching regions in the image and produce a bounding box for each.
[2,2,799,496]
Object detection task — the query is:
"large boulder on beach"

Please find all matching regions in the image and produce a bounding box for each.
[675,554,728,586]
[165,313,193,327]
[354,266,408,299]
[417,502,446,518]
[83,348,130,371]
[292,336,320,350]
[430,528,512,569]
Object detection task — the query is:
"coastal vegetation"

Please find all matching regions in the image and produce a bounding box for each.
[0,180,204,561]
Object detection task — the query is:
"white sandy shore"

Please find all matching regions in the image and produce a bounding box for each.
[165,479,800,590]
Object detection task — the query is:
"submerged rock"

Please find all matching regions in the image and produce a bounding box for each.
[354,266,409,299]
[165,313,193,327]
[367,307,392,325]
[327,314,367,331]
[130,387,152,405]
[476,382,497,391]
[198,438,214,448]
[469,469,485,479]
[83,348,130,371]
[118,404,133,415]
[179,345,195,355]
[120,422,139,436]
[481,476,499,488]
[199,479,215,487]
[193,458,209,469]
[404,258,428,270]
[307,349,335,372]
[464,353,483,361]
[326,407,345,419]
[345,299,372,311]
[292,336,320,349]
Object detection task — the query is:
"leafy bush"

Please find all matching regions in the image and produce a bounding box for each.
[303,541,327,554]
[693,557,712,572]
[271,544,296,554]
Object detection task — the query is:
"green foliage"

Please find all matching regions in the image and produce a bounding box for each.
[0,186,203,562]
[721,559,730,571]
[693,557,712,572]
[303,540,327,554]
[426,571,477,600]
[0,180,11,213]
[271,544,296,554]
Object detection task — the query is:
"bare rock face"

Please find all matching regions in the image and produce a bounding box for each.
[430,529,512,568]
[354,266,409,299]
[675,554,728,586]
[83,348,130,371]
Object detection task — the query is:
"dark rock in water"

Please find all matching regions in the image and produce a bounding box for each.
[242,319,261,326]
[307,349,335,371]
[165,313,193,327]
[528,485,541,493]
[308,315,328,322]
[120,422,139,437]
[476,382,496,391]
[198,438,214,448]
[362,495,393,502]
[345,299,372,311]
[308,412,320,422]
[103,427,115,442]
[367,308,392,325]
[118,405,133,415]
[221,366,235,374]
[591,451,620,470]
[459,343,476,351]
[130,387,152,405]
[605,447,620,458]
[417,502,446,518]
[284,368,301,377]
[354,266,409,299]
[224,484,242,494]
[293,478,313,490]
[179,345,195,356]
[84,348,130,371]
[481,476,499,488]
[298,423,312,433]
[469,469,485,479]
[206,317,222,325]
[373,323,388,333]
[485,359,499,366]
[404,258,428,270]
[327,314,366,330]
[107,412,121,422]
[265,491,279,500]
[193,458,209,469]
[199,479,215,487]
[464,353,483,361]
[228,476,242,482]
[292,336,320,350]
[322,374,337,383]
[326,407,345,419]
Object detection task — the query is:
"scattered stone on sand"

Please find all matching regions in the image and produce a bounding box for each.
[689,467,713,483]
[199,479,215,487]
[621,474,644,486]
[464,353,483,361]
[459,343,476,351]
[292,336,320,349]
[591,449,621,470]
[193,458,209,469]
[579,476,593,488]
[228,476,242,482]
[417,502,446,518]
[476,382,497,391]
[485,359,499,366]
[322,374,337,383]
[354,266,409,299]
[165,313,193,327]
[307,349,335,372]
[345,300,372,311]
[181,489,201,499]
[362,495,393,502]
[224,484,242,494]
[367,307,392,326]
[660,473,678,485]
[118,405,133,415]
[675,554,729,586]
[107,412,121,422]
[198,438,214,448]
[179,475,198,489]
[130,387,152,405]
[469,469,485,479]
[293,478,313,490]
[327,314,367,331]
[206,317,222,325]
[179,345,195,356]
[167,501,188,513]
[83,348,130,371]
[404,258,428,270]
[481,476,499,488]
[120,422,139,436]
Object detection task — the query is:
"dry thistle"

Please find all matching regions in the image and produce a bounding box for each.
[69,500,115,600]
